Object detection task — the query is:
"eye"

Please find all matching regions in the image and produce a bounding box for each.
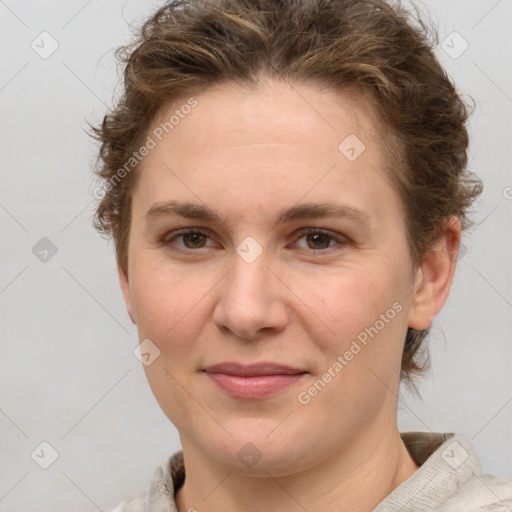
[161,227,348,253]
[162,228,216,250]
[292,228,347,252]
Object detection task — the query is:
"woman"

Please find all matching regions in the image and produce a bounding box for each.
[91,0,512,510]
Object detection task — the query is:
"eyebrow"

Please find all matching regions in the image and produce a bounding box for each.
[145,200,370,230]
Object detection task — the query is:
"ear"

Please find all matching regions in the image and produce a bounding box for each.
[117,258,136,325]
[407,216,461,330]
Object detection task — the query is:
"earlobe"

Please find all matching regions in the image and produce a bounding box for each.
[117,260,136,325]
[407,217,461,330]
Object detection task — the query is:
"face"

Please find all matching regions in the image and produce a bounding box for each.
[119,79,443,475]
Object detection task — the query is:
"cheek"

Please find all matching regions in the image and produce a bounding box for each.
[130,262,210,426]
[130,260,207,357]
[295,267,403,341]
[299,266,409,388]
[300,277,407,419]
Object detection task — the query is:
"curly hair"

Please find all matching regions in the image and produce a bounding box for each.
[90,0,483,390]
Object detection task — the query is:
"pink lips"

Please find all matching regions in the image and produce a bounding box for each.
[203,362,307,399]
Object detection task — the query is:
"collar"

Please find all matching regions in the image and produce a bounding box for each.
[144,432,481,512]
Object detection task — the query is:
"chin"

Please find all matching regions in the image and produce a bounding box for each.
[194,422,315,475]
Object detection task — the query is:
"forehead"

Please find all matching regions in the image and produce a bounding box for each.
[132,79,400,228]
[151,79,380,150]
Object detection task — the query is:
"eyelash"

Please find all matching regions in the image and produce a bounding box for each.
[161,227,348,254]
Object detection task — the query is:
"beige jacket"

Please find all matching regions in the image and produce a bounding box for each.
[104,432,512,511]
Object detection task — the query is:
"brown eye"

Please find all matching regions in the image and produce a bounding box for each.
[294,228,347,252]
[305,232,332,250]
[181,232,208,249]
[163,229,214,251]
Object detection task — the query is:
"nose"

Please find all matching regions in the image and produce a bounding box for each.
[212,249,289,341]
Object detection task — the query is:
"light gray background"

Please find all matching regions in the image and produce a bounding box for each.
[1,1,511,511]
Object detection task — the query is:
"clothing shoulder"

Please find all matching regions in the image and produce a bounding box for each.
[375,432,512,512]
[101,452,182,512]
[435,472,512,511]
[103,490,147,512]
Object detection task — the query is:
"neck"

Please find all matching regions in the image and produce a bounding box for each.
[175,426,419,512]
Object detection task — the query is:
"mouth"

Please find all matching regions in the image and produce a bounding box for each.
[202,362,308,400]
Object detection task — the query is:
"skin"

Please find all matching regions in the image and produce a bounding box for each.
[118,79,461,512]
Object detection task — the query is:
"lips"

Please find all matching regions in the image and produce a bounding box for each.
[202,362,307,399]
[203,362,306,377]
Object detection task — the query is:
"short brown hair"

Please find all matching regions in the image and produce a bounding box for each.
[90,0,482,389]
